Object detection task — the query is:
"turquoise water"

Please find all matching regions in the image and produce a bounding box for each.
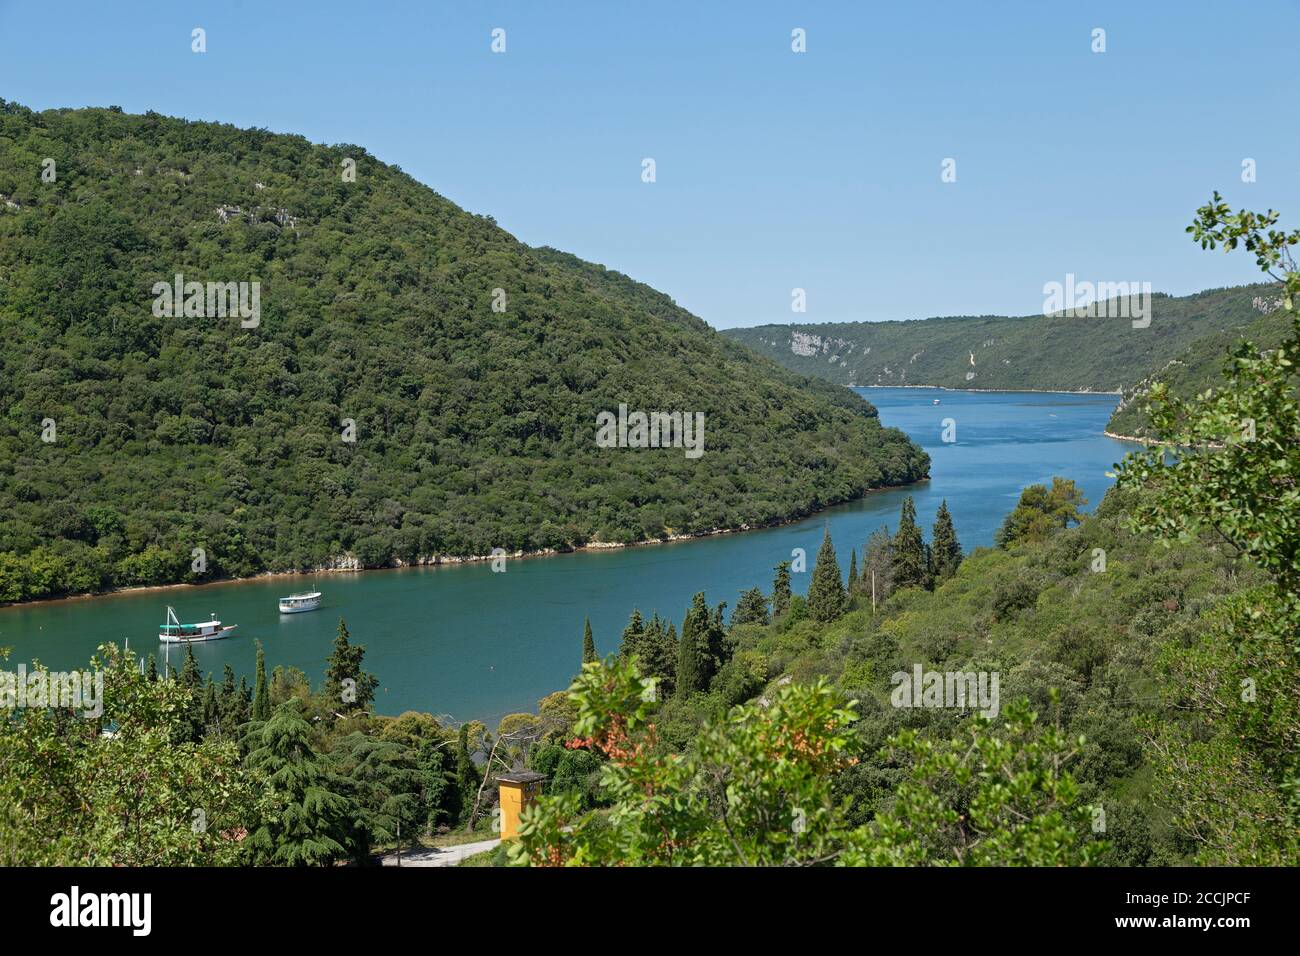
[0,388,1136,724]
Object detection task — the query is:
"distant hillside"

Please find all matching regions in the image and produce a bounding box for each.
[0,101,927,603]
[1106,297,1294,439]
[724,285,1276,393]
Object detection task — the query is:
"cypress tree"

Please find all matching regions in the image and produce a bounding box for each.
[772,561,793,617]
[676,594,710,697]
[891,496,931,590]
[217,665,239,732]
[848,548,859,591]
[659,620,679,696]
[931,499,963,583]
[253,641,270,721]
[145,654,158,682]
[454,724,479,824]
[807,527,848,623]
[581,617,597,665]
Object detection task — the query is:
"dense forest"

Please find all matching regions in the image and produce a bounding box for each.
[724,283,1282,393]
[0,101,927,603]
[1107,303,1293,439]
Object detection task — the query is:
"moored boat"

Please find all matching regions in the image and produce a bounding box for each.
[159,606,237,643]
[279,591,322,614]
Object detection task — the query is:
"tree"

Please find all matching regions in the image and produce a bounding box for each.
[996,477,1086,548]
[581,618,597,665]
[244,699,355,866]
[676,595,709,697]
[731,587,770,627]
[201,678,218,732]
[930,500,963,582]
[842,696,1107,866]
[0,644,262,866]
[252,641,270,722]
[618,609,644,659]
[771,561,792,617]
[619,610,677,695]
[330,733,422,861]
[891,497,930,590]
[848,549,858,591]
[1115,194,1300,863]
[145,654,157,682]
[860,526,894,607]
[807,527,847,623]
[453,723,479,823]
[323,617,378,715]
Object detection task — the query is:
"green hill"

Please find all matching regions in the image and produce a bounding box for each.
[0,101,927,603]
[1106,299,1293,439]
[724,284,1277,393]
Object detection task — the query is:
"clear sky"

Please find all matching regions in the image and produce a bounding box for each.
[2,0,1298,328]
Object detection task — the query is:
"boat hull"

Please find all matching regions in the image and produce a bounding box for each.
[159,624,238,644]
[278,603,319,614]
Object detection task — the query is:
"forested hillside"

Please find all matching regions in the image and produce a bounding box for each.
[1106,302,1293,438]
[0,101,926,603]
[725,284,1275,392]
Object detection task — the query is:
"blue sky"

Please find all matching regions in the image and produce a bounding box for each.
[2,0,1298,328]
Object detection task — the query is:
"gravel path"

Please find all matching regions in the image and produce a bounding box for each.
[380,839,501,867]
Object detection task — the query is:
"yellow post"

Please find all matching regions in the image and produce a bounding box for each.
[496,771,545,840]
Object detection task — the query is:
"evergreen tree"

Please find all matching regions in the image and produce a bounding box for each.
[807,528,847,623]
[253,641,270,722]
[324,617,378,715]
[620,610,677,694]
[676,595,710,697]
[217,664,238,733]
[201,678,218,732]
[862,526,895,608]
[581,618,597,665]
[731,587,770,627]
[145,654,157,683]
[848,549,858,591]
[930,500,963,582]
[649,616,677,696]
[453,724,479,824]
[772,561,793,617]
[179,644,201,689]
[891,496,931,590]
[618,609,645,660]
[244,700,355,866]
[330,733,422,862]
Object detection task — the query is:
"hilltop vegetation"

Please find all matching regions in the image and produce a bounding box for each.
[1107,303,1293,438]
[0,101,926,603]
[724,284,1276,393]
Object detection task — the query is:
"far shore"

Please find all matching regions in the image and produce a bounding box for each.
[0,475,931,611]
[854,384,1123,396]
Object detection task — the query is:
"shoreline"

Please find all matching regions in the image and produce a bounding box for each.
[1103,429,1164,446]
[0,475,931,611]
[855,384,1123,396]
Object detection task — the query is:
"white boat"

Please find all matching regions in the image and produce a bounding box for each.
[933,398,941,405]
[278,591,322,614]
[159,606,237,643]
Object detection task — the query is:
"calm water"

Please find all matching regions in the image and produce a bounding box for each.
[0,389,1136,724]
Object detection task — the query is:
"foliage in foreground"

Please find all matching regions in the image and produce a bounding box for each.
[509,658,1104,867]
